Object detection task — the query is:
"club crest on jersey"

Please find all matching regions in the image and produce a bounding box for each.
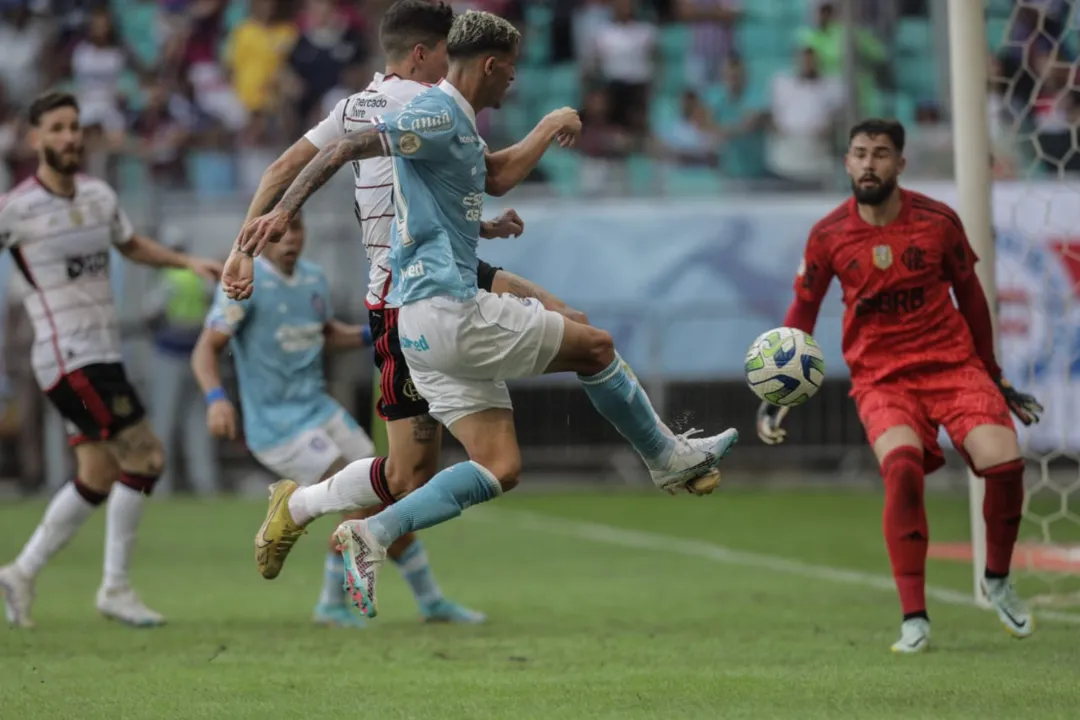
[112,395,133,418]
[403,378,422,401]
[872,245,893,270]
[398,132,422,155]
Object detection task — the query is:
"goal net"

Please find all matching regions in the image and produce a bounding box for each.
[954,0,1080,609]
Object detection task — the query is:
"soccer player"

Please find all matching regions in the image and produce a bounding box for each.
[0,91,222,627]
[221,0,587,584]
[757,118,1044,653]
[191,210,483,626]
[233,10,739,619]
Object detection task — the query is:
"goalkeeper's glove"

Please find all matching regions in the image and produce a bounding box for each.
[756,401,789,445]
[996,377,1043,426]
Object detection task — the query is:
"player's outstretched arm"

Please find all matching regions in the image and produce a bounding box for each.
[235,127,388,257]
[485,107,582,197]
[324,320,372,351]
[191,327,240,440]
[117,235,223,280]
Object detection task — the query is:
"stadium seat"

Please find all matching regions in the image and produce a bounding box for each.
[545,64,581,109]
[895,19,932,56]
[895,56,939,103]
[986,18,1009,47]
[662,165,723,196]
[626,154,657,196]
[660,24,691,61]
[737,22,787,58]
[538,149,581,197]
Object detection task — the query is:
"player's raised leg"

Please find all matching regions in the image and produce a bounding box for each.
[99,418,167,626]
[546,317,738,495]
[0,444,117,628]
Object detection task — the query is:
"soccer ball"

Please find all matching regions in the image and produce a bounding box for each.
[744,327,826,407]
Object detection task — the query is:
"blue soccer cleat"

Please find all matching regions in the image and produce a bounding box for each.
[420,598,487,624]
[313,603,367,628]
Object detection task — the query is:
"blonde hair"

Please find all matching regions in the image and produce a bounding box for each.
[447,10,520,58]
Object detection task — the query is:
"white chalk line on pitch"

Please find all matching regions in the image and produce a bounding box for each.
[466,508,1080,626]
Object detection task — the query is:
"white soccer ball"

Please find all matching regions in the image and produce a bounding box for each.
[744,327,826,407]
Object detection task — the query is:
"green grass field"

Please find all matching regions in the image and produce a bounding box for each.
[3,489,1080,719]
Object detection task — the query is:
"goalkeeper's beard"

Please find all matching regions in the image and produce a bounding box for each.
[850,176,897,206]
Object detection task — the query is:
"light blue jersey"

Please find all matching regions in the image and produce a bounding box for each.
[205,257,339,452]
[376,80,488,306]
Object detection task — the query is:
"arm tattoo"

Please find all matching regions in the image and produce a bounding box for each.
[506,275,544,301]
[276,128,386,217]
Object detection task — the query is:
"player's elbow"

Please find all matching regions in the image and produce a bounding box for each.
[485,173,511,197]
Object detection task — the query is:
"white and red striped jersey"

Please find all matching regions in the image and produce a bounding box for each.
[304,72,431,309]
[0,175,134,389]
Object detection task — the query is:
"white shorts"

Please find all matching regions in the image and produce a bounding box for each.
[398,290,565,428]
[252,410,374,486]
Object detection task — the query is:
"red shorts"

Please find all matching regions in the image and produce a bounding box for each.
[852,360,1014,474]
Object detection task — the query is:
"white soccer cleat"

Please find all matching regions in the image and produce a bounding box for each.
[96,586,166,627]
[0,564,36,628]
[333,519,388,619]
[982,577,1034,638]
[891,617,930,654]
[650,428,739,496]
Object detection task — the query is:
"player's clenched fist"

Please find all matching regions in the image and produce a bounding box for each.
[222,250,255,300]
[543,107,581,148]
[481,209,525,239]
[207,399,239,440]
[756,402,789,445]
[996,377,1044,426]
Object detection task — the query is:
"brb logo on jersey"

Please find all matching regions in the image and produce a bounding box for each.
[66,250,109,280]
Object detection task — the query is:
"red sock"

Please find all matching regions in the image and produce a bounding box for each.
[881,446,929,618]
[981,459,1025,577]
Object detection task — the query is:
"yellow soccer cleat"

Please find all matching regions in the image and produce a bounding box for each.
[255,480,307,579]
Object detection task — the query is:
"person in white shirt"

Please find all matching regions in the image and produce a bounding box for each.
[0,91,222,629]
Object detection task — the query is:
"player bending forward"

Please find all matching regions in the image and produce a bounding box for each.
[235,10,739,619]
[221,0,588,586]
[191,211,483,626]
[758,119,1044,653]
[0,91,222,627]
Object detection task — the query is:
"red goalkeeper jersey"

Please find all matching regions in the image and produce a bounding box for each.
[790,189,994,386]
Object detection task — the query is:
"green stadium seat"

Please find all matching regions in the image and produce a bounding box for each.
[895,18,932,56]
[738,22,788,57]
[545,64,581,109]
[986,18,1009,47]
[895,56,938,102]
[660,24,691,61]
[539,149,581,197]
[662,165,723,196]
[626,154,657,196]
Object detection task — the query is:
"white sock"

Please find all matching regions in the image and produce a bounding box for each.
[15,481,103,578]
[103,483,148,591]
[288,457,388,525]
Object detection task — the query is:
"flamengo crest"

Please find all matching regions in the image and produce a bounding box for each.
[872,245,893,270]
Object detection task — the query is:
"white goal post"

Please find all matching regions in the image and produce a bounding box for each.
[946,0,994,609]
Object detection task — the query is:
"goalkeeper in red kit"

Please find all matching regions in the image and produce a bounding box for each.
[757,119,1044,653]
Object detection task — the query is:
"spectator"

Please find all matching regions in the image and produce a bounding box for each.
[321,63,369,119]
[225,0,297,116]
[675,0,741,87]
[585,0,657,138]
[0,3,53,111]
[766,46,844,187]
[283,0,368,132]
[577,87,635,196]
[71,7,133,145]
[182,0,249,135]
[657,89,721,168]
[129,77,193,189]
[704,53,769,180]
[795,0,885,116]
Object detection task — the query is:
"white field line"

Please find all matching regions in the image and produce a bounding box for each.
[467,508,1080,626]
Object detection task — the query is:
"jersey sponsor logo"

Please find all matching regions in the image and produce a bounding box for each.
[402,260,425,279]
[901,245,926,271]
[66,250,109,279]
[274,322,324,353]
[398,110,452,133]
[458,135,477,144]
[358,97,387,108]
[462,192,483,222]
[400,334,430,352]
[309,434,329,451]
[872,245,893,270]
[398,132,422,155]
[854,286,925,317]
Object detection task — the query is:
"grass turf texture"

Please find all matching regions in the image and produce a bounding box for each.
[2,490,1080,719]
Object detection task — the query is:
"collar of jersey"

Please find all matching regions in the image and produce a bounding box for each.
[438,79,477,132]
[256,256,301,286]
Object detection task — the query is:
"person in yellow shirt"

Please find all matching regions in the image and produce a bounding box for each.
[225,0,298,113]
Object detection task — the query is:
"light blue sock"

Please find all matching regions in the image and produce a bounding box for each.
[367,461,502,547]
[579,354,674,465]
[393,539,444,606]
[318,552,347,607]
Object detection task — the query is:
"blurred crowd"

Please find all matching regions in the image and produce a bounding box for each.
[0,0,1075,200]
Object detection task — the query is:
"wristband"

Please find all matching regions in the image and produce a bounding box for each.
[206,388,228,404]
[361,325,372,345]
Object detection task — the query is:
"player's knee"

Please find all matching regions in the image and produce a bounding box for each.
[967,427,1022,473]
[579,328,616,376]
[140,440,166,478]
[477,456,521,492]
